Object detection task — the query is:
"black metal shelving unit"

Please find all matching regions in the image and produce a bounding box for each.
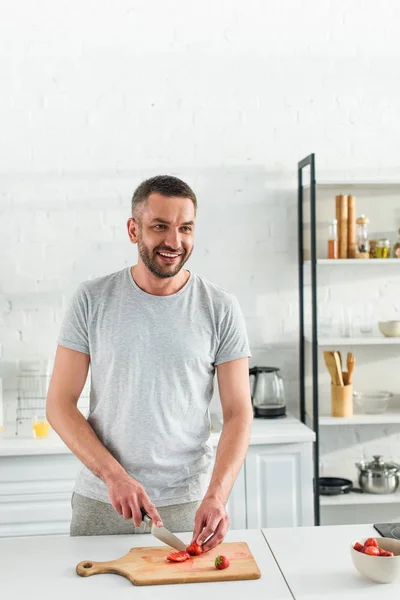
[298,153,320,526]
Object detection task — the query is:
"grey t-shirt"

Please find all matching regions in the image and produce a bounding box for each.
[58,267,251,507]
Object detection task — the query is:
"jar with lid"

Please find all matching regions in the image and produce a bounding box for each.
[375,238,391,259]
[327,219,338,259]
[356,215,370,259]
[393,228,400,258]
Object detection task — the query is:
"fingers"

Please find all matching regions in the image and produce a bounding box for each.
[143,499,163,528]
[130,501,143,527]
[196,515,221,546]
[190,512,206,545]
[121,501,133,521]
[202,516,230,552]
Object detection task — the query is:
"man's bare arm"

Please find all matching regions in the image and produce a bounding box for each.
[46,345,162,526]
[192,357,253,550]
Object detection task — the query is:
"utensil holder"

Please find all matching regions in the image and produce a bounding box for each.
[331,384,353,417]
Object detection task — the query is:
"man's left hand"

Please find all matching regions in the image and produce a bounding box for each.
[190,495,230,552]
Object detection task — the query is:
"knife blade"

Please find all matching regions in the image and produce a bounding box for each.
[140,509,187,551]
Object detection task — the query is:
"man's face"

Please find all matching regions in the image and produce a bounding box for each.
[129,193,195,279]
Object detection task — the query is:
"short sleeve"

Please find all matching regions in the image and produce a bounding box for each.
[214,296,251,366]
[57,285,90,355]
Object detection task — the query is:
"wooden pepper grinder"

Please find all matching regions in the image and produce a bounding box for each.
[347,195,356,258]
[336,195,348,259]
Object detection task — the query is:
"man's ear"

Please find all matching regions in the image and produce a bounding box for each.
[127,217,139,243]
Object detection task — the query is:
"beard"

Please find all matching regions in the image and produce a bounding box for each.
[137,236,193,279]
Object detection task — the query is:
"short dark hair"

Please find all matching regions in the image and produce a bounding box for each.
[131,175,197,218]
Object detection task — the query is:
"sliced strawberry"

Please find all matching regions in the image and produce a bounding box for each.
[353,542,364,552]
[186,542,203,556]
[380,550,394,557]
[166,551,190,562]
[364,537,378,548]
[215,554,230,570]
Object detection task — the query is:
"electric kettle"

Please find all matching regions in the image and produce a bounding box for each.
[249,366,286,418]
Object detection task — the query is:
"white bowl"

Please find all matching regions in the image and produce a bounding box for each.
[378,321,400,337]
[350,538,400,583]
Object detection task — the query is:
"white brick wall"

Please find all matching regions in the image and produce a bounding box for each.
[1,0,400,484]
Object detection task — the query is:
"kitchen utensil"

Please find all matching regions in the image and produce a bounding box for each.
[76,542,261,586]
[348,195,356,258]
[333,351,344,386]
[337,194,348,259]
[249,367,286,418]
[374,523,400,540]
[331,383,353,417]
[350,537,400,583]
[140,509,187,551]
[323,351,339,385]
[353,390,393,414]
[318,477,353,496]
[356,455,400,494]
[378,321,400,337]
[346,352,355,384]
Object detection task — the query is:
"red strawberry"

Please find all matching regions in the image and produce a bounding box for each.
[166,551,190,562]
[353,542,364,552]
[186,542,203,556]
[364,546,380,556]
[379,550,394,557]
[215,555,230,570]
[364,537,378,548]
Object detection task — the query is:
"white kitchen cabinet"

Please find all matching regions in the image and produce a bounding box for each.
[0,418,315,537]
[245,442,314,528]
[0,453,81,537]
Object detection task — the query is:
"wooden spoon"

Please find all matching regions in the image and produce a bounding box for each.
[333,351,344,386]
[347,352,355,384]
[323,351,339,385]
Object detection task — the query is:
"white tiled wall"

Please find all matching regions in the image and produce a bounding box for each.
[1,0,400,478]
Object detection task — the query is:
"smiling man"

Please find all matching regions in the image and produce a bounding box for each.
[46,175,253,551]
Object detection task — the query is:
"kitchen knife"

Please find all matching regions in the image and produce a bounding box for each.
[140,509,187,551]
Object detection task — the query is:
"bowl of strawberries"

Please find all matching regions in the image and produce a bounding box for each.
[351,537,400,583]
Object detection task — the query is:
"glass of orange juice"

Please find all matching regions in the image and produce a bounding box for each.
[32,412,50,438]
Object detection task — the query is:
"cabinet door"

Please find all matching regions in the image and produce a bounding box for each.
[208,458,247,530]
[225,464,247,529]
[245,443,314,529]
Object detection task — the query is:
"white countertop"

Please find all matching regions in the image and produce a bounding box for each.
[0,529,292,600]
[265,523,399,599]
[0,415,315,457]
[1,524,397,598]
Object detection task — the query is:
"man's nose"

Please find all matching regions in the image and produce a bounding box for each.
[164,229,181,250]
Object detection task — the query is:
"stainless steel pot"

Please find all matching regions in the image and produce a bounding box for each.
[356,455,400,494]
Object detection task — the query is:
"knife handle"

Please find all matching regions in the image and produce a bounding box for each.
[140,508,152,526]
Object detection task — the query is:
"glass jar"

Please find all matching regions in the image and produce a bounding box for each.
[369,239,377,259]
[393,228,400,258]
[375,238,391,259]
[356,215,370,259]
[327,219,338,259]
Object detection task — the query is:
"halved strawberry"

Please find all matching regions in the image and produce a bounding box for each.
[215,555,230,570]
[186,542,203,556]
[166,551,190,562]
[353,542,364,552]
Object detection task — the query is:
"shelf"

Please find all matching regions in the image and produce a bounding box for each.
[303,181,400,190]
[318,412,400,426]
[305,336,400,346]
[304,259,400,265]
[320,491,400,506]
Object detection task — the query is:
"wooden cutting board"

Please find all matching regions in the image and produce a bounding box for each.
[76,541,261,586]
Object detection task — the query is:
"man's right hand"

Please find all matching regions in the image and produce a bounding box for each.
[106,473,163,528]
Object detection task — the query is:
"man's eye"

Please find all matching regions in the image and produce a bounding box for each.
[154,225,166,230]
[181,226,192,232]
